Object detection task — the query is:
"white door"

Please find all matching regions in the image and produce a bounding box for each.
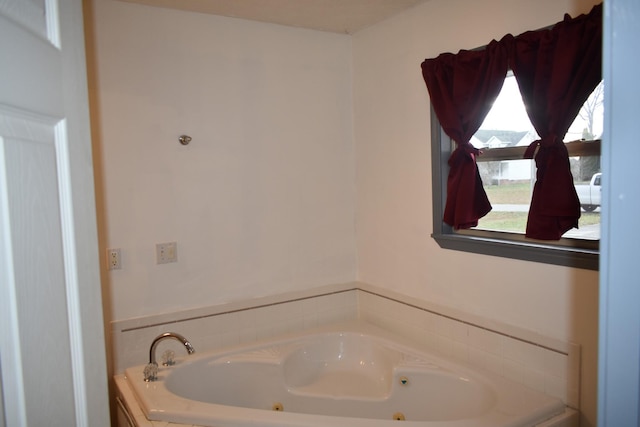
[0,1,110,426]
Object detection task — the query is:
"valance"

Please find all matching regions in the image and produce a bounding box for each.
[421,3,602,240]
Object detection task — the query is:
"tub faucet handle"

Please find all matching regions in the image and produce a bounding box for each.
[161,350,176,366]
[143,363,158,382]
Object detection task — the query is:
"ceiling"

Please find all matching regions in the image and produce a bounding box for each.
[117,0,430,34]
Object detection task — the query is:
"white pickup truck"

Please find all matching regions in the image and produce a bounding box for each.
[575,173,602,212]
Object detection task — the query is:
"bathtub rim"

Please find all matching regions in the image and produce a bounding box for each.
[115,376,579,427]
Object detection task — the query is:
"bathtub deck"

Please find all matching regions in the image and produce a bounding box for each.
[116,375,188,427]
[115,368,578,427]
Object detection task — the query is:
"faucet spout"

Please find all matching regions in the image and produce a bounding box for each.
[149,332,195,365]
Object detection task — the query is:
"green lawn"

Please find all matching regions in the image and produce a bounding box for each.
[480,182,600,233]
[478,211,600,233]
[484,182,531,204]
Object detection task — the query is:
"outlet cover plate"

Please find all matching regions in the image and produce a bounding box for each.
[107,248,121,270]
[156,242,177,264]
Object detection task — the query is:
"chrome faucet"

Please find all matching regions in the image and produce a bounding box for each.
[143,332,195,381]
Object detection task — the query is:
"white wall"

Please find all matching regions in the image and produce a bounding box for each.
[87,0,357,321]
[88,0,602,425]
[352,0,600,425]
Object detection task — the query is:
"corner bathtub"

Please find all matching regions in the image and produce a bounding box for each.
[119,321,571,427]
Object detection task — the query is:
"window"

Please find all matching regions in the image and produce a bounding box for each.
[429,77,602,270]
[423,4,602,271]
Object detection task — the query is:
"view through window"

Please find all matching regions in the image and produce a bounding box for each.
[471,74,603,241]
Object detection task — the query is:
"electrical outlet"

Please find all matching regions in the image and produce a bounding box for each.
[156,242,177,264]
[107,248,121,270]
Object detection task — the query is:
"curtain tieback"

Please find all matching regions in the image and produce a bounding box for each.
[523,134,560,159]
[458,141,482,155]
[450,141,481,166]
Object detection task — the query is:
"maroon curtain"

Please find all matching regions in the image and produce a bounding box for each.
[511,4,603,239]
[421,38,511,229]
[421,4,602,239]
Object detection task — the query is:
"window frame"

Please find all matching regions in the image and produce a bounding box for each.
[430,105,600,271]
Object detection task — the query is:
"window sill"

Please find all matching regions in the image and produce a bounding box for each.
[432,231,599,271]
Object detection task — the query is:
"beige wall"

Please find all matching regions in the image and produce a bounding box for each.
[352,0,600,425]
[87,0,357,321]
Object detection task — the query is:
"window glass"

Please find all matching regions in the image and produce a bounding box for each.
[471,75,603,241]
[472,75,537,149]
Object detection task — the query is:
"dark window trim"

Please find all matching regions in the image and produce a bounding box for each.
[430,106,599,271]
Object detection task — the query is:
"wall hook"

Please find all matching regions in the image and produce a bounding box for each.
[179,135,192,145]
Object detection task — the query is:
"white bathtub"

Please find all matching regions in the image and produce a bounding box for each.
[120,321,570,427]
